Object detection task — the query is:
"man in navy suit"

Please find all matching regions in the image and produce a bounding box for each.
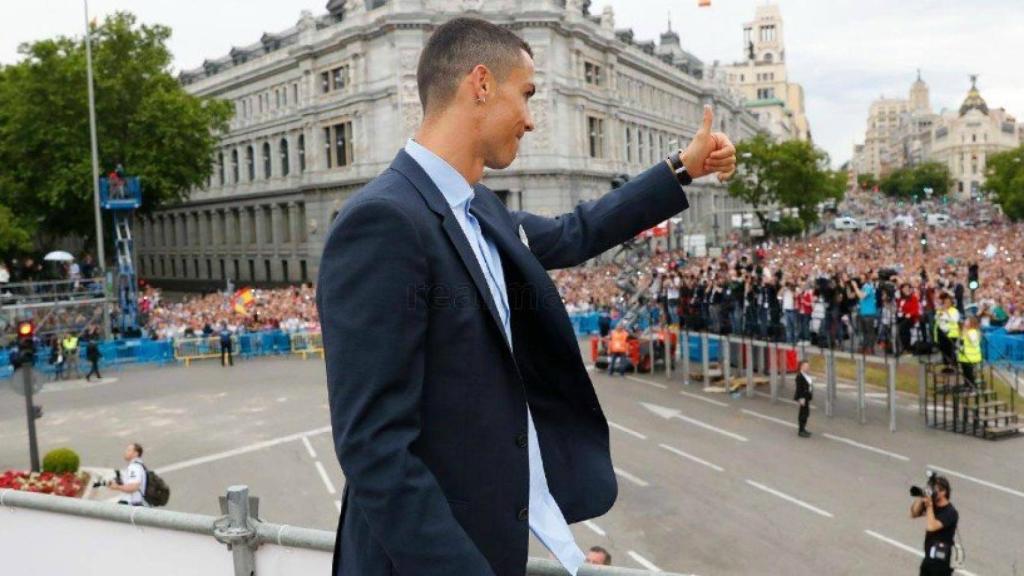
[317,17,736,576]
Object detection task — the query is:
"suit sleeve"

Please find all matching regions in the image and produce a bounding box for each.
[317,199,494,575]
[510,162,688,270]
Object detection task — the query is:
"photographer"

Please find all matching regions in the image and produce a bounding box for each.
[910,475,958,576]
[106,443,148,506]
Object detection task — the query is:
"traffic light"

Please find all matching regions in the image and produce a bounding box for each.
[968,263,979,291]
[17,321,34,340]
[919,232,928,253]
[16,321,36,365]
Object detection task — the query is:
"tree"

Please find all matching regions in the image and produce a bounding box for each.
[985,145,1024,221]
[879,162,952,200]
[857,173,878,191]
[728,135,845,236]
[0,12,232,252]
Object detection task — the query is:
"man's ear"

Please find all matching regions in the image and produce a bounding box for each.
[470,64,493,102]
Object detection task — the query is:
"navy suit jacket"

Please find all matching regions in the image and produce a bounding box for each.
[316,149,689,576]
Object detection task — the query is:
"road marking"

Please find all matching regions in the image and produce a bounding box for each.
[741,408,797,429]
[334,500,342,513]
[627,550,662,572]
[157,425,332,474]
[659,443,724,472]
[745,480,833,518]
[614,467,650,488]
[625,375,668,389]
[863,529,923,557]
[583,520,606,537]
[823,433,910,461]
[608,421,648,440]
[679,389,730,407]
[301,436,318,459]
[928,464,1024,500]
[315,461,337,495]
[640,402,749,442]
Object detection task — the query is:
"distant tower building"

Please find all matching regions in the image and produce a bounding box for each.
[909,69,930,113]
[711,3,810,142]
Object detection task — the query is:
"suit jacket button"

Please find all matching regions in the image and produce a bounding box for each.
[516,433,528,448]
[517,507,529,522]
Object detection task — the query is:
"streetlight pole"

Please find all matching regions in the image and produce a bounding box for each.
[84,0,111,340]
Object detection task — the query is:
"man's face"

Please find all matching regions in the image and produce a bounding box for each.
[585,550,610,565]
[480,50,536,169]
[123,444,137,462]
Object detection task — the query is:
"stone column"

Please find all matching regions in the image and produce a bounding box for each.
[254,205,267,249]
[288,201,301,247]
[240,207,251,245]
[270,204,283,247]
[211,209,223,247]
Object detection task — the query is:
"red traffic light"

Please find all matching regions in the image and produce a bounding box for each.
[17,321,35,338]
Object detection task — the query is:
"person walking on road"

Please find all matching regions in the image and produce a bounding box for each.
[794,360,814,437]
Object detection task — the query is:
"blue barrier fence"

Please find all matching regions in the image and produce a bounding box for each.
[0,330,302,377]
[569,311,651,336]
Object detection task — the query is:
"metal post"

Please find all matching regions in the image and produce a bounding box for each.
[746,339,754,398]
[722,336,731,391]
[769,341,778,403]
[888,357,898,433]
[856,356,866,424]
[700,331,710,386]
[216,485,257,576]
[918,362,927,416]
[825,352,834,418]
[681,328,690,386]
[664,330,672,380]
[23,363,41,473]
[84,0,111,340]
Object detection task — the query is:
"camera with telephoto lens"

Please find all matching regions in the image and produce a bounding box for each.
[91,469,123,488]
[909,470,936,499]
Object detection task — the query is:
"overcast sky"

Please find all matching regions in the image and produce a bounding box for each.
[3,0,1022,166]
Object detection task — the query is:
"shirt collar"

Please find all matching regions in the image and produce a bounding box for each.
[404,139,474,210]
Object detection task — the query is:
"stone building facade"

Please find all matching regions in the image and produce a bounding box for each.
[136,0,760,288]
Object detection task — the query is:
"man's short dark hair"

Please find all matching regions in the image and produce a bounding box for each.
[589,545,611,565]
[933,475,950,498]
[416,17,533,113]
[132,443,144,457]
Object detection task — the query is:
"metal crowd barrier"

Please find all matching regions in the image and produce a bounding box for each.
[289,332,324,360]
[0,486,681,576]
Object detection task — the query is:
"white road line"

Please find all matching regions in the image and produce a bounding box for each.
[608,421,648,440]
[928,464,1024,500]
[301,436,318,459]
[745,480,834,518]
[679,389,730,407]
[822,433,910,461]
[625,375,668,389]
[583,520,606,537]
[315,461,337,495]
[627,551,662,572]
[157,426,332,474]
[659,444,724,472]
[614,467,651,488]
[863,529,923,557]
[673,412,749,442]
[741,408,797,429]
[334,500,342,513]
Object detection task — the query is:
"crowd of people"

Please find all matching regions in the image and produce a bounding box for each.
[552,194,1024,363]
[140,284,319,341]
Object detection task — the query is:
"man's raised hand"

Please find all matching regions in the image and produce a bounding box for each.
[681,105,737,182]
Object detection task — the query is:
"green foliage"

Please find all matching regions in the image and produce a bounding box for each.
[985,145,1024,221]
[0,12,232,251]
[42,448,81,474]
[857,173,879,191]
[728,134,845,236]
[879,162,952,199]
[0,203,33,254]
[768,216,804,237]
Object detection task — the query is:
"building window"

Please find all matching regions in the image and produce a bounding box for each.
[246,146,255,181]
[320,72,330,94]
[298,134,306,172]
[584,62,602,86]
[332,66,350,91]
[323,127,332,168]
[160,258,166,277]
[648,132,654,164]
[264,259,272,282]
[171,259,177,277]
[231,150,239,183]
[637,128,645,165]
[275,89,281,109]
[193,259,200,278]
[587,116,604,159]
[220,259,226,280]
[218,152,225,186]
[206,259,212,279]
[282,260,290,282]
[625,126,633,163]
[300,260,308,283]
[760,25,776,42]
[262,142,272,179]
[332,121,354,167]
[293,83,299,104]
[248,259,256,281]
[280,138,290,176]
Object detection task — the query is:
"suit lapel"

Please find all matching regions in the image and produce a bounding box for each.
[389,151,507,347]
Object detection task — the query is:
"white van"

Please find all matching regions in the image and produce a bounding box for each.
[833,216,861,230]
[926,213,953,227]
[863,219,880,231]
[889,215,915,229]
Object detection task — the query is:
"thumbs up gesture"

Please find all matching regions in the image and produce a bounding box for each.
[680,105,737,182]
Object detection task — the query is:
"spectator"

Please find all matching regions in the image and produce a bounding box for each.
[585,546,612,566]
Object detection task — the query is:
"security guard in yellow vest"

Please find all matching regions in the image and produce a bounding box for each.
[958,317,982,389]
[935,294,960,371]
[62,333,80,379]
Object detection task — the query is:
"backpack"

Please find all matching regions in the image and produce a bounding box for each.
[139,463,171,507]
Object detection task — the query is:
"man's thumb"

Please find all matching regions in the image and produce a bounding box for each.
[699,104,713,134]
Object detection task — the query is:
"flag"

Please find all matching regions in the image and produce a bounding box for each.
[699,0,711,6]
[231,287,255,315]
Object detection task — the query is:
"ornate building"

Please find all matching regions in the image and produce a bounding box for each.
[135,0,760,287]
[710,3,811,142]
